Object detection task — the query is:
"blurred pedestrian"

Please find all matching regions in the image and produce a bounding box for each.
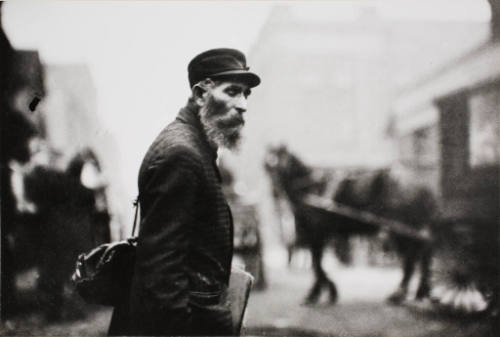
[20,146,110,320]
[1,5,38,319]
[108,48,260,336]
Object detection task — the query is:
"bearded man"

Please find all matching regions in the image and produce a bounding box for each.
[108,48,260,336]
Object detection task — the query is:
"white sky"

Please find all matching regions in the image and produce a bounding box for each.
[2,0,492,201]
[289,0,491,22]
[3,0,273,198]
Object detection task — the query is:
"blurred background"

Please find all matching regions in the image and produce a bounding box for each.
[1,0,498,336]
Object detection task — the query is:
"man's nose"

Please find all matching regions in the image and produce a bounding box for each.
[234,95,247,113]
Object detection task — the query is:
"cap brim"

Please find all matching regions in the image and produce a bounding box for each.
[210,70,261,88]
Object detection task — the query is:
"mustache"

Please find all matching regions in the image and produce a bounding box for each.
[217,115,245,128]
[204,96,245,128]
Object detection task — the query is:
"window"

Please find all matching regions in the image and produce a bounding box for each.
[413,126,438,167]
[468,86,500,168]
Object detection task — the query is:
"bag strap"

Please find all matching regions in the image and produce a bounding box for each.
[131,197,140,237]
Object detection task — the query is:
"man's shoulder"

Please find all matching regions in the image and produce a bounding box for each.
[157,119,201,150]
[141,119,204,170]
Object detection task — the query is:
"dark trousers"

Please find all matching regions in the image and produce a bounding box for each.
[108,289,233,336]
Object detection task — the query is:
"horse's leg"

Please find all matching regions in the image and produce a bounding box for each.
[304,245,321,304]
[326,269,338,304]
[388,248,416,304]
[305,243,337,304]
[287,244,294,267]
[416,244,432,300]
[314,243,338,304]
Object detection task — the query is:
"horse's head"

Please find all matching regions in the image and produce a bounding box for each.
[264,144,317,203]
[264,144,285,174]
[264,144,300,196]
[264,144,286,199]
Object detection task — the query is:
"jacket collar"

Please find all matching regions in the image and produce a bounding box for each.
[176,103,218,160]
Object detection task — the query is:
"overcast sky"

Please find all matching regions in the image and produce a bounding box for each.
[3,0,492,201]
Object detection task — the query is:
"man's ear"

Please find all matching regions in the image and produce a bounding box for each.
[192,84,208,107]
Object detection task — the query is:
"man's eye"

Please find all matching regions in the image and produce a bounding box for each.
[244,89,251,98]
[226,88,239,96]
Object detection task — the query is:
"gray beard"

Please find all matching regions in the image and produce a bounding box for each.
[199,97,244,151]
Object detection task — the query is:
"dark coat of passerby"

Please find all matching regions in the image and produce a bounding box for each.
[22,149,110,320]
[0,6,38,319]
[108,48,260,336]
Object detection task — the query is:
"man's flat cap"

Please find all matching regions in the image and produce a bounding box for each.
[188,48,261,88]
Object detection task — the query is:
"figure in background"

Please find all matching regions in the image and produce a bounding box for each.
[219,160,266,290]
[0,5,38,319]
[17,146,111,320]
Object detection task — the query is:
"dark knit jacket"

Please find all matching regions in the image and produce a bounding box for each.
[109,104,234,336]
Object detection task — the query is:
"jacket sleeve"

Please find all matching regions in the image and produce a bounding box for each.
[135,147,203,332]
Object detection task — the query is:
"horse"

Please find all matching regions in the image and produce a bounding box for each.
[6,145,111,321]
[334,166,437,303]
[268,161,353,269]
[264,144,437,305]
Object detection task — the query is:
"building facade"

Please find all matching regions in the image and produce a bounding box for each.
[392,3,500,222]
[39,64,129,239]
[222,5,491,254]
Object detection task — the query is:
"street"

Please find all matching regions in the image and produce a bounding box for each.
[0,253,496,336]
[244,262,494,337]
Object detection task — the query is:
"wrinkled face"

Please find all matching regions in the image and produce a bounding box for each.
[198,81,251,150]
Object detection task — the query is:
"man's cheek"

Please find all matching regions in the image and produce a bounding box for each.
[210,97,229,115]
